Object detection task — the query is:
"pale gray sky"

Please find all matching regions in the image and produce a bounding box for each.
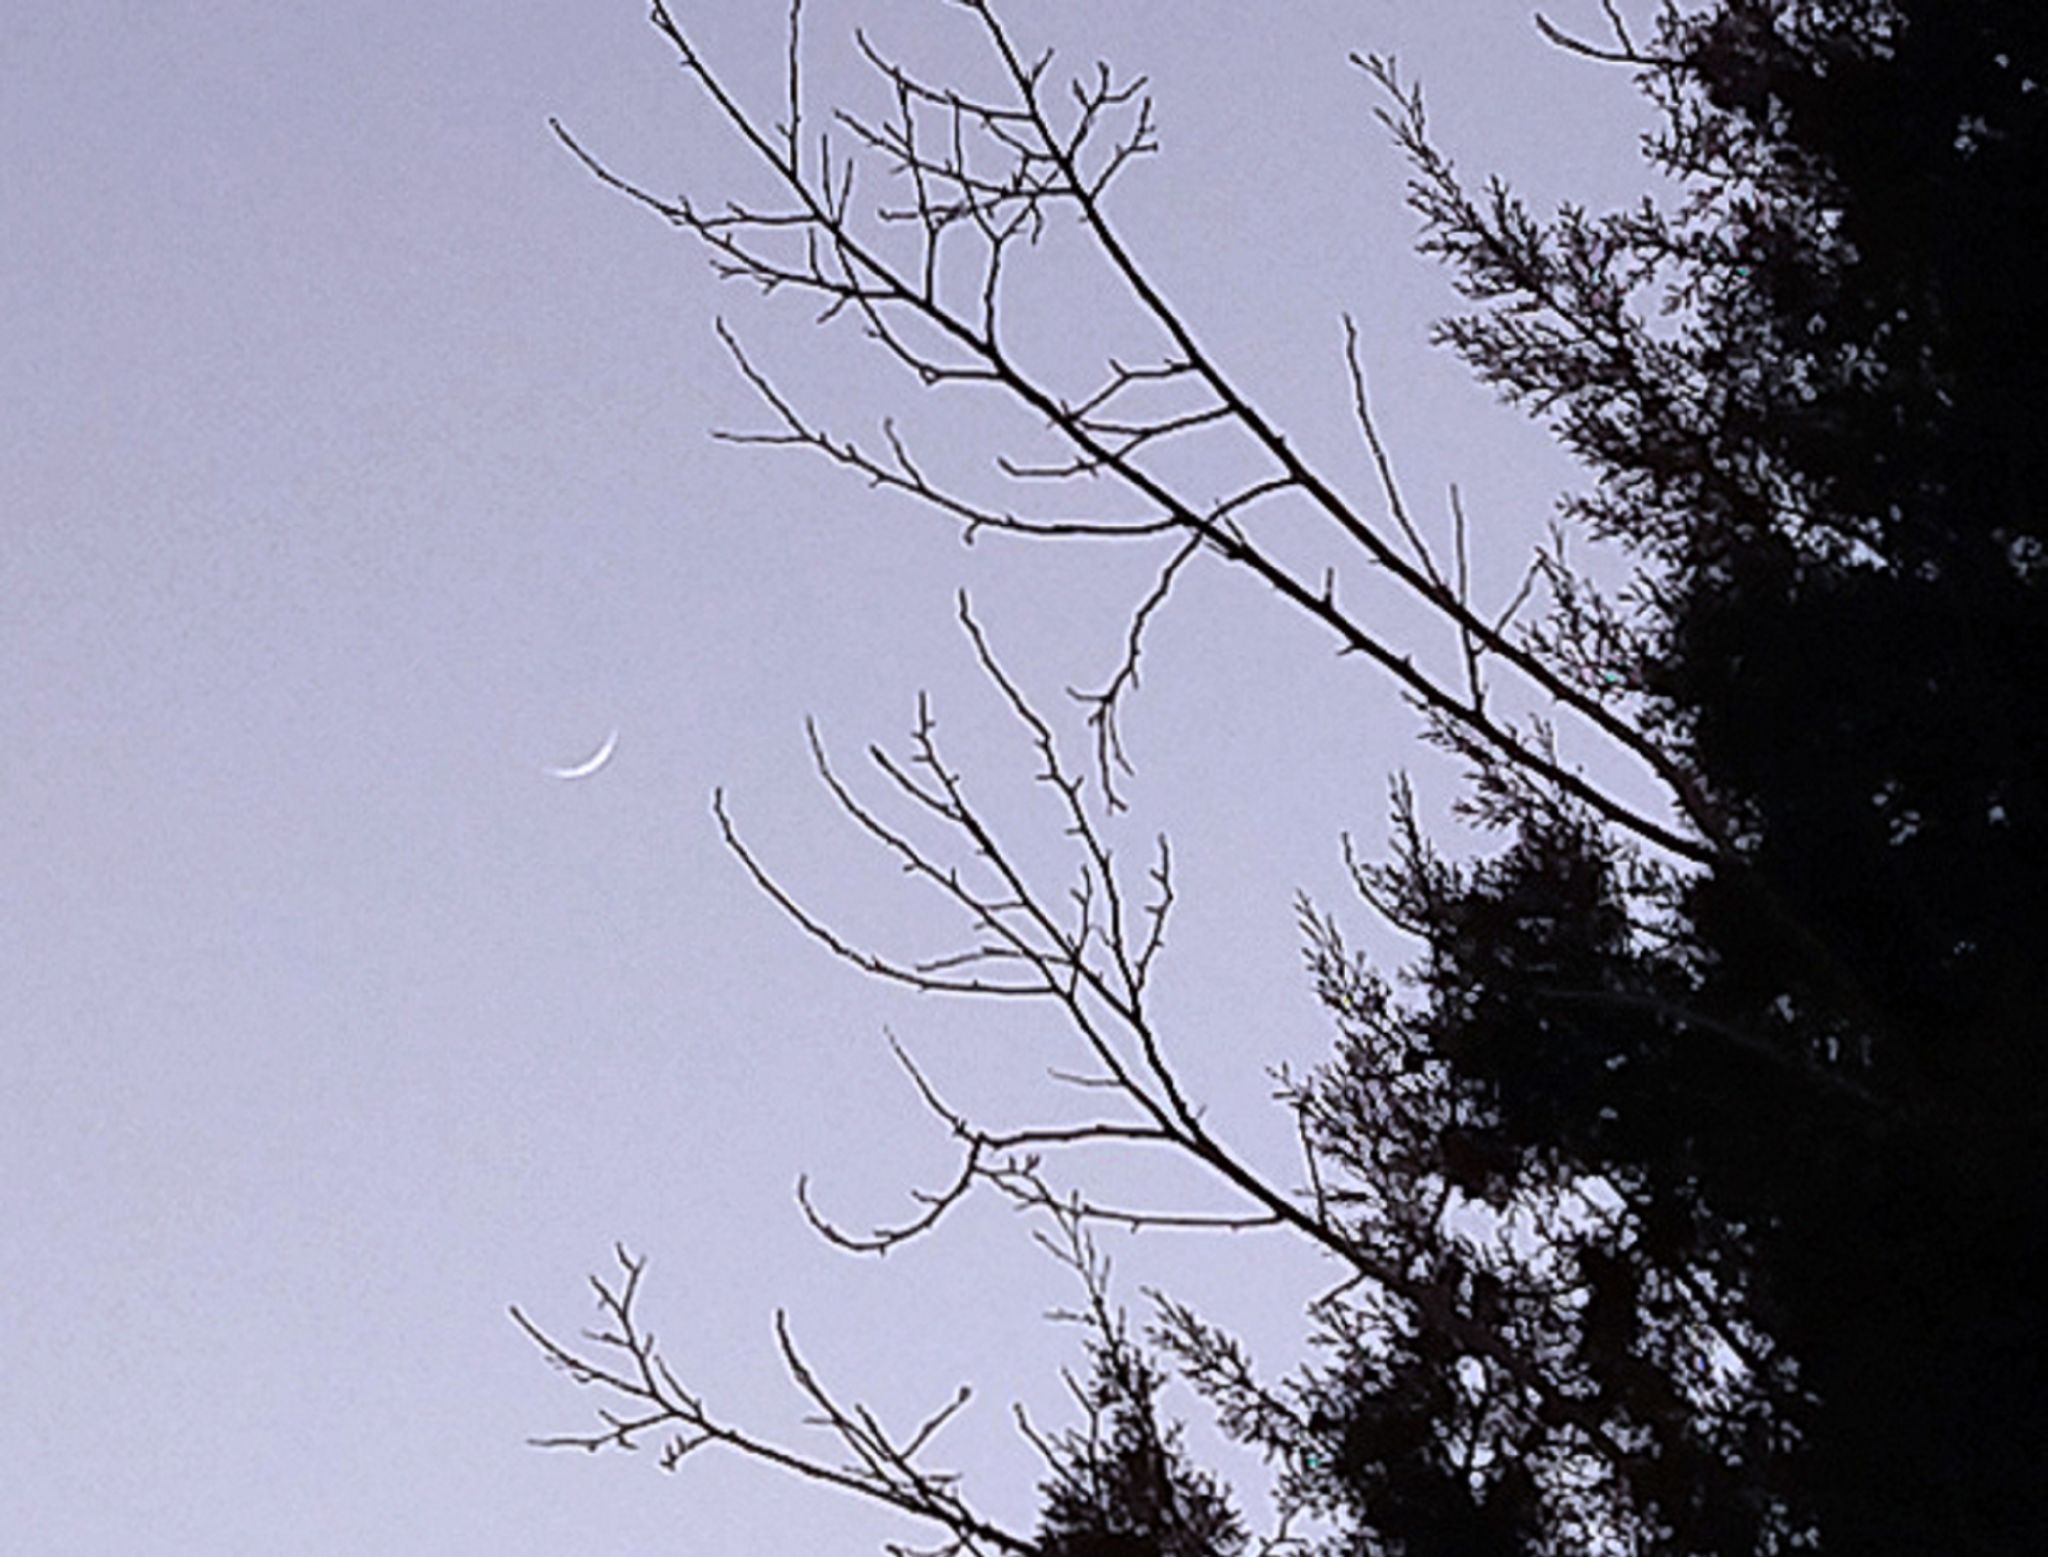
[3,4,1670,1551]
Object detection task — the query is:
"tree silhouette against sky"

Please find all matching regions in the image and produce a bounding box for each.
[516,3,2045,1550]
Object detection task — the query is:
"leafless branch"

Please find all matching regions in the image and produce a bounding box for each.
[1532,8,1683,69]
[705,597,1645,1477]
[1065,530,1204,814]
[510,1245,1033,1554]
[1342,313,1448,603]
[794,1028,1181,1257]
[554,4,1737,866]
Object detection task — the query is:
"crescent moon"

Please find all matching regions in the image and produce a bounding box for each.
[545,728,619,781]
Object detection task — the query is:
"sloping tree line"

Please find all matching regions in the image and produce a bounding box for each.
[514,2,2044,1550]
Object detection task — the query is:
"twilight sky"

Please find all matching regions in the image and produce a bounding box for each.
[2,4,1673,1551]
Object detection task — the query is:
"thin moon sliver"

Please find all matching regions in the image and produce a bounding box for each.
[545,729,619,780]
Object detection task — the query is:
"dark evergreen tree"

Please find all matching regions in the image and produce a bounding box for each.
[1274,1,2047,1547]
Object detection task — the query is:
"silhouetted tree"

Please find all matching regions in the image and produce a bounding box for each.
[516,3,2043,1551]
[1358,1,2046,1545]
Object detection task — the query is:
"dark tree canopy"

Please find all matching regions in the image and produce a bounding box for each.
[1328,0,2046,1548]
[518,3,2044,1553]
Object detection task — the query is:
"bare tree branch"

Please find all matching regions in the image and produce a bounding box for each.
[701,599,1646,1478]
[511,1245,1034,1555]
[552,5,1733,866]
